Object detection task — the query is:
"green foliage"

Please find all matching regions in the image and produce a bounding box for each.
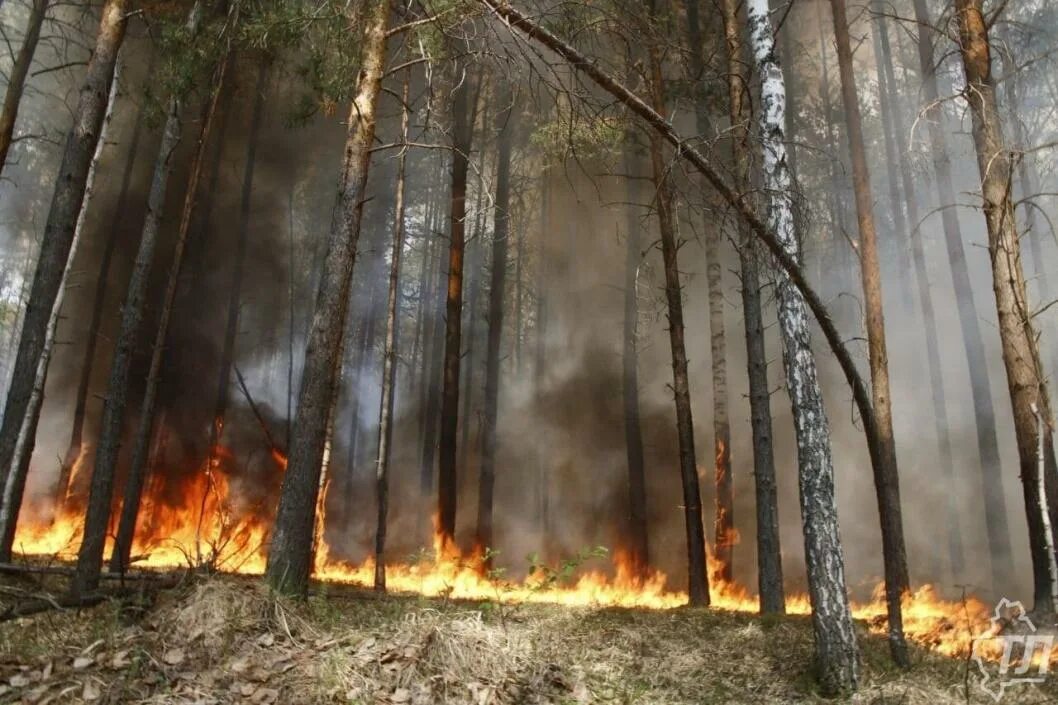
[530,110,625,164]
[527,545,609,591]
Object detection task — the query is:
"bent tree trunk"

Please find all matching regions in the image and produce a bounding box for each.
[0,0,130,545]
[476,87,515,554]
[644,0,709,606]
[0,58,119,562]
[108,32,234,575]
[828,0,909,667]
[265,0,389,596]
[374,72,411,591]
[715,0,783,613]
[0,0,50,173]
[747,0,859,692]
[955,0,1058,615]
[911,0,1012,586]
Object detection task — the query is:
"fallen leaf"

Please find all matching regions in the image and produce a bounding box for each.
[8,673,29,688]
[110,650,131,669]
[163,648,185,665]
[82,680,101,701]
[72,657,94,670]
[256,633,275,647]
[391,688,411,703]
[230,656,250,673]
[239,682,256,696]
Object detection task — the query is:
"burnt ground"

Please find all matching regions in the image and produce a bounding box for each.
[0,571,1055,704]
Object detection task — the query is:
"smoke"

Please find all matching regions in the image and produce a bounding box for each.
[0,0,1055,607]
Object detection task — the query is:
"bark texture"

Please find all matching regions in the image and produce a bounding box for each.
[955,0,1058,614]
[685,0,733,584]
[0,0,130,551]
[828,0,909,667]
[265,0,389,595]
[436,65,477,545]
[747,0,859,691]
[109,32,234,574]
[644,0,709,606]
[715,0,783,613]
[374,73,411,591]
[476,87,514,555]
[911,0,1012,586]
[0,0,50,172]
[0,55,119,563]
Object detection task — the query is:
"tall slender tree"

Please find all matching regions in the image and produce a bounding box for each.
[0,0,131,529]
[683,0,734,584]
[828,0,908,666]
[436,62,479,545]
[0,56,120,562]
[910,0,1012,587]
[476,85,515,555]
[643,0,709,606]
[954,0,1058,615]
[717,0,783,613]
[73,4,213,593]
[265,0,390,595]
[373,71,411,591]
[108,28,236,573]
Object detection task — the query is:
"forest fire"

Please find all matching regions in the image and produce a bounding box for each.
[10,452,993,663]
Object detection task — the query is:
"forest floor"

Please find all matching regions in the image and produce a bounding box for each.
[0,571,1055,704]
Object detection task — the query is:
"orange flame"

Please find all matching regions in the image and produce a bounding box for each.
[11,447,997,662]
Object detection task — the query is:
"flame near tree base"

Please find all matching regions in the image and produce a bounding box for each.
[10,443,995,663]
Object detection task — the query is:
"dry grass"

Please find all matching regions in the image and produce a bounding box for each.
[0,574,1055,704]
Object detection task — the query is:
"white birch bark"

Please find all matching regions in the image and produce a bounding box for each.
[745,0,858,693]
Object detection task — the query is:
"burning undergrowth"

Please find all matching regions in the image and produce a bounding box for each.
[1,575,1053,704]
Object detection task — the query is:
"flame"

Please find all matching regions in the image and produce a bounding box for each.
[10,446,1001,663]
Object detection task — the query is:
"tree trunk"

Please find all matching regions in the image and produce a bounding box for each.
[72,6,209,593]
[715,0,783,613]
[684,0,733,585]
[954,0,1058,615]
[0,0,50,172]
[478,14,876,686]
[911,0,1013,586]
[476,87,515,555]
[373,72,411,592]
[436,65,478,545]
[57,53,153,507]
[265,0,389,596]
[621,141,649,578]
[0,55,120,563]
[873,3,965,579]
[0,0,130,540]
[828,0,909,667]
[746,0,859,692]
[107,39,234,574]
[644,0,709,606]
